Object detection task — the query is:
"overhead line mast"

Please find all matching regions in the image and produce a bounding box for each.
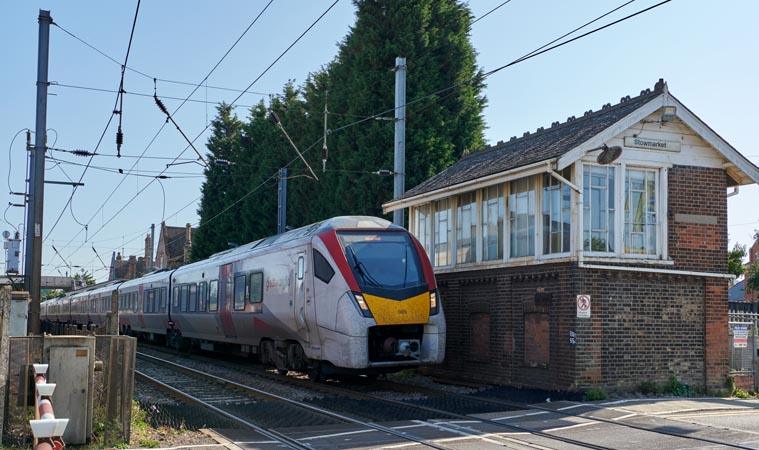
[24,9,52,335]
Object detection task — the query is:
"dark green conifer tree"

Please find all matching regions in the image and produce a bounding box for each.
[194,0,486,256]
[192,104,242,260]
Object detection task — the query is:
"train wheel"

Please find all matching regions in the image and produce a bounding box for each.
[307,362,323,382]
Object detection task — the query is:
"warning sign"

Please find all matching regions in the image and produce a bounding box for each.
[733,324,750,348]
[576,295,591,318]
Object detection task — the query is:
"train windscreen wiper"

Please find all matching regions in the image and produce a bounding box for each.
[346,246,379,287]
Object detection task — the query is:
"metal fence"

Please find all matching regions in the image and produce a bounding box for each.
[728,309,758,390]
[1,335,136,448]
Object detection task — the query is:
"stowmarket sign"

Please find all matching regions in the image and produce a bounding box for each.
[624,136,681,153]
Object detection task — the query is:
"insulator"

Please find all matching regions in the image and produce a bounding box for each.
[72,149,94,157]
[270,111,281,124]
[154,95,169,116]
[116,128,123,158]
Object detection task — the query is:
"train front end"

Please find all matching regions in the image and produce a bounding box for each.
[317,221,445,373]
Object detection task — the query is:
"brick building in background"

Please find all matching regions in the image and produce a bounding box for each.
[746,238,759,302]
[384,80,759,392]
[154,222,195,270]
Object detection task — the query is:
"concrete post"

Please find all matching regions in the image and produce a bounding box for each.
[393,57,407,226]
[0,287,12,443]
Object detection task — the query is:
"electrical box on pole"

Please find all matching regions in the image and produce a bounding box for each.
[393,57,407,226]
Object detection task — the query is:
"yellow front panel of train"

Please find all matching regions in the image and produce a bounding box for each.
[362,292,430,326]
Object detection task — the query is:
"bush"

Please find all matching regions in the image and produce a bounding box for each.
[583,388,607,401]
[664,375,691,397]
[639,380,662,395]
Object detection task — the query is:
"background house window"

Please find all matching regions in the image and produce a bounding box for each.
[509,177,535,257]
[456,192,477,263]
[542,171,571,254]
[481,184,504,261]
[584,165,615,252]
[624,168,657,255]
[413,204,432,259]
[434,198,452,266]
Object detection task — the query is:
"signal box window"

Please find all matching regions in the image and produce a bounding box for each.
[234,275,246,311]
[209,280,219,311]
[313,251,334,284]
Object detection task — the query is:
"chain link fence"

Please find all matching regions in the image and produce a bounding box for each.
[728,309,758,390]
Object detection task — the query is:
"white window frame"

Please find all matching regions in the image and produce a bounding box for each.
[540,171,573,259]
[580,162,667,260]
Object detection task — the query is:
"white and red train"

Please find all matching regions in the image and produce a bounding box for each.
[41,216,446,378]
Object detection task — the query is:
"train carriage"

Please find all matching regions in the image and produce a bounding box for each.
[119,270,169,341]
[41,216,445,379]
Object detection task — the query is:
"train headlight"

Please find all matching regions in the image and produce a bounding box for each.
[351,292,373,318]
[430,290,440,316]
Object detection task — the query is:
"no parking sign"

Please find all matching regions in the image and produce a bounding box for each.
[576,295,591,318]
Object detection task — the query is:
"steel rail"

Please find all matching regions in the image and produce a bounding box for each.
[135,370,310,450]
[136,352,452,450]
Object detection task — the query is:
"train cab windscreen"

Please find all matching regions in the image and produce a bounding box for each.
[337,231,424,291]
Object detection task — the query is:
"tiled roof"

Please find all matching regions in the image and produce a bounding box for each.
[397,82,663,201]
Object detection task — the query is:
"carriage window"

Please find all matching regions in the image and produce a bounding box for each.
[198,282,207,312]
[298,256,305,280]
[209,280,219,311]
[173,286,179,308]
[161,288,168,311]
[143,293,149,312]
[149,290,157,313]
[189,284,197,312]
[249,272,263,303]
[313,251,334,284]
[234,274,246,311]
[249,272,263,313]
[181,285,189,312]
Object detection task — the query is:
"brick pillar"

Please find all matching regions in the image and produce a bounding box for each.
[704,278,729,390]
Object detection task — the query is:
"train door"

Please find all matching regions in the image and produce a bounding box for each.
[219,263,237,338]
[293,251,319,346]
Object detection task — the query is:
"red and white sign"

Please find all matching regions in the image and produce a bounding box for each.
[576,295,591,318]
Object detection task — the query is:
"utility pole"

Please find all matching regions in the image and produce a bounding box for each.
[150,223,155,271]
[393,57,407,227]
[24,9,52,335]
[277,168,287,234]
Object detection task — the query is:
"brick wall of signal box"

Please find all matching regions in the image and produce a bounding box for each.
[425,165,730,392]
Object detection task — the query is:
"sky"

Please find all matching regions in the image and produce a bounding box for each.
[1,0,758,282]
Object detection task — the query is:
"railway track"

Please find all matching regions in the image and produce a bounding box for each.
[136,345,759,449]
[137,352,456,450]
[136,349,638,449]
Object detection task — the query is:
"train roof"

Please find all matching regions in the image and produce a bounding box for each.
[208,216,398,260]
[118,267,173,289]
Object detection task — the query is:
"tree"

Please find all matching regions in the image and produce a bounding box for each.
[192,104,243,260]
[728,243,747,278]
[73,269,95,288]
[193,0,486,256]
[746,264,759,301]
[294,0,486,224]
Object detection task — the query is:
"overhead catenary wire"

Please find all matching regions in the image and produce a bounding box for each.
[52,21,272,97]
[43,0,143,246]
[50,82,257,109]
[57,0,669,278]
[52,1,276,268]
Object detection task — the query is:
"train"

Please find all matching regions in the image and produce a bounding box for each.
[41,216,446,379]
